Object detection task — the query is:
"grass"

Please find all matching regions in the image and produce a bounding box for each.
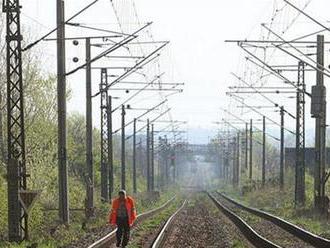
[232,239,248,248]
[0,187,177,248]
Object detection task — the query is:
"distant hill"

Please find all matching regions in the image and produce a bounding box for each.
[186,126,318,146]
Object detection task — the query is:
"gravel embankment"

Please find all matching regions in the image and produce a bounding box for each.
[161,195,254,248]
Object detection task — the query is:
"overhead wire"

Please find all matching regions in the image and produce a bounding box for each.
[22,0,101,51]
[110,0,180,140]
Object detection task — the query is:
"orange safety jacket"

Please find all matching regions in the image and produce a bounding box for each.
[109,196,137,227]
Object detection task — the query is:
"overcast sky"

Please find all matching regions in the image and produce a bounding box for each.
[18,0,330,144]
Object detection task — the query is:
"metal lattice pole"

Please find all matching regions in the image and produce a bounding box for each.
[295,61,306,206]
[100,68,109,201]
[4,0,28,240]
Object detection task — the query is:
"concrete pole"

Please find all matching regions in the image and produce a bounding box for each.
[165,135,169,186]
[85,38,94,216]
[151,124,155,190]
[245,123,248,172]
[249,119,253,180]
[57,0,69,224]
[314,35,326,212]
[280,107,284,190]
[107,96,113,198]
[171,147,176,183]
[121,105,126,190]
[146,119,150,191]
[236,132,240,186]
[262,116,266,187]
[158,137,162,188]
[232,137,237,187]
[133,118,137,193]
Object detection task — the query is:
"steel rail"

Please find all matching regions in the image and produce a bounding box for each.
[207,193,281,248]
[151,200,187,248]
[87,196,176,248]
[217,192,330,248]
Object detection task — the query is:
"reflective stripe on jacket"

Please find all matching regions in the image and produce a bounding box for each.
[109,196,137,226]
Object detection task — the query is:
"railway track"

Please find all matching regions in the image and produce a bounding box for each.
[212,191,330,248]
[150,200,187,248]
[217,192,330,248]
[129,191,319,248]
[87,160,330,248]
[87,196,176,248]
[208,192,280,248]
[148,192,254,248]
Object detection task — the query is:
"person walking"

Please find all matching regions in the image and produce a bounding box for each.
[109,190,137,247]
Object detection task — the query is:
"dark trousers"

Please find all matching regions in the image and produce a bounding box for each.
[116,217,130,247]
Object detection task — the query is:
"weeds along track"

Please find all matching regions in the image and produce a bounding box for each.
[214,192,330,248]
[84,196,176,248]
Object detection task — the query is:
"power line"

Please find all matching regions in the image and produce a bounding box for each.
[231,72,295,119]
[283,0,330,34]
[93,42,169,97]
[240,45,311,97]
[112,73,165,112]
[228,94,295,135]
[220,107,282,141]
[23,0,101,51]
[112,100,167,134]
[262,24,330,76]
